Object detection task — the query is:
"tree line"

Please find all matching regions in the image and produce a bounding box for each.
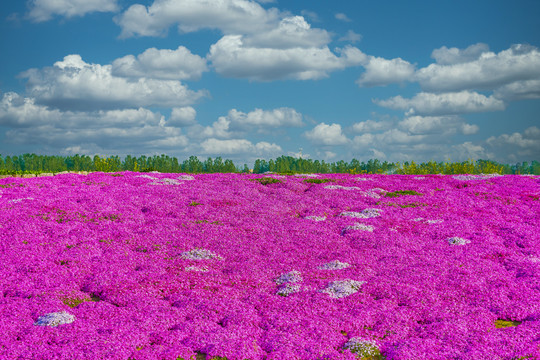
[0,153,539,175]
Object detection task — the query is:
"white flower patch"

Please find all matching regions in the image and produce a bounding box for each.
[361,190,381,199]
[343,223,374,233]
[317,260,351,270]
[8,197,35,203]
[276,283,301,297]
[295,174,319,177]
[180,248,224,260]
[324,185,361,190]
[527,255,540,263]
[178,175,195,181]
[453,173,502,181]
[354,177,372,181]
[34,311,75,327]
[150,178,181,185]
[413,217,443,224]
[275,270,302,285]
[340,208,382,219]
[136,174,157,180]
[447,237,471,245]
[343,338,381,357]
[305,216,326,221]
[275,270,302,297]
[185,265,209,272]
[320,279,365,299]
[414,176,425,180]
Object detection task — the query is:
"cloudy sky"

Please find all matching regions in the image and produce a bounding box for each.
[1,0,539,165]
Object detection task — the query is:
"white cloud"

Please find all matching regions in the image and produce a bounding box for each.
[335,13,351,22]
[200,138,281,155]
[194,107,304,138]
[304,123,349,145]
[111,46,208,81]
[351,119,392,133]
[27,0,119,22]
[21,54,206,111]
[397,115,466,135]
[493,79,540,100]
[208,36,365,81]
[484,126,540,162]
[416,44,540,92]
[0,92,163,128]
[460,123,480,135]
[0,92,192,153]
[374,91,505,116]
[114,0,280,38]
[431,43,490,65]
[169,107,196,126]
[339,30,362,43]
[226,107,304,128]
[201,117,234,139]
[242,16,330,49]
[356,56,415,87]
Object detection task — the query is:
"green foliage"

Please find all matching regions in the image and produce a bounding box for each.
[188,201,202,206]
[303,178,336,184]
[384,190,423,197]
[251,177,282,185]
[0,154,538,175]
[495,319,522,328]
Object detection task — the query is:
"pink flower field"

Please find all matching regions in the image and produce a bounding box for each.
[1,172,539,360]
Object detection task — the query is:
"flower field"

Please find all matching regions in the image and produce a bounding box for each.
[1,172,539,360]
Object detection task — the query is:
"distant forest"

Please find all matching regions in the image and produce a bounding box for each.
[0,153,539,175]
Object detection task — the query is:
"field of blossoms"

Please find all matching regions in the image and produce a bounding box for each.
[1,172,539,360]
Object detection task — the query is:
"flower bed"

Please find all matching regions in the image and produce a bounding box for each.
[0,172,539,359]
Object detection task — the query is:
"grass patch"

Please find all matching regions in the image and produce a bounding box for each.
[195,220,223,225]
[61,294,101,308]
[0,183,24,188]
[495,319,522,328]
[250,177,282,185]
[303,178,335,184]
[375,201,428,208]
[188,201,202,206]
[384,190,423,197]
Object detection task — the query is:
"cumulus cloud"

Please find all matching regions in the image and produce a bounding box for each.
[0,92,191,153]
[485,126,540,162]
[493,79,540,100]
[21,54,206,111]
[226,107,304,128]
[169,107,197,126]
[356,56,415,87]
[339,30,362,43]
[208,36,366,80]
[397,115,475,136]
[374,91,505,116]
[304,123,349,146]
[111,46,208,81]
[335,13,351,22]
[27,0,119,22]
[114,0,280,38]
[416,44,540,92]
[242,16,331,49]
[195,107,304,138]
[431,43,490,65]
[200,138,282,155]
[0,92,163,128]
[351,119,392,133]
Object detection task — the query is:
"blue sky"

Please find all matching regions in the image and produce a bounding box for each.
[1,0,539,166]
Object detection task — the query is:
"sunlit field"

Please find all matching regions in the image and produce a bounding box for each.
[1,172,539,359]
